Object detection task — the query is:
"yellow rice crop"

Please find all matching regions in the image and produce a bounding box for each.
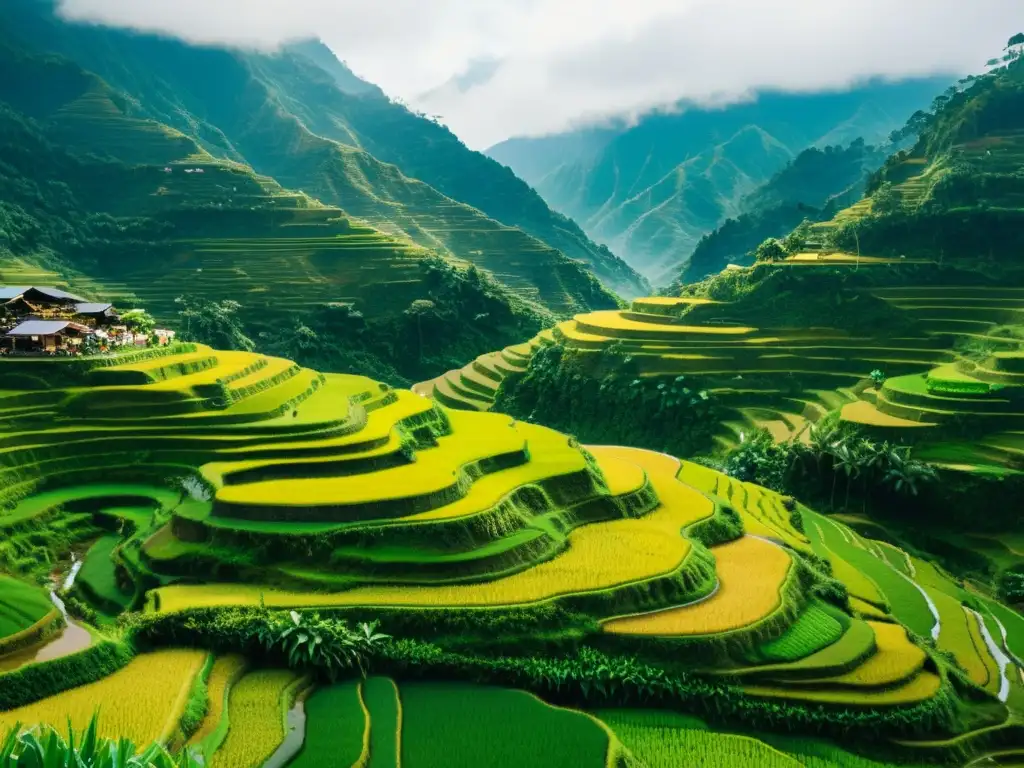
[573,310,755,336]
[841,400,936,428]
[588,445,680,480]
[155,453,714,613]
[216,410,524,506]
[677,461,721,496]
[407,422,585,522]
[798,622,925,686]
[744,669,941,706]
[219,389,432,456]
[0,649,206,744]
[603,536,792,637]
[929,589,991,687]
[211,669,298,768]
[850,597,891,620]
[187,654,248,747]
[591,456,646,497]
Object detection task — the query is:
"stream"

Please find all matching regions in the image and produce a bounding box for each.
[0,555,92,674]
[967,607,1011,703]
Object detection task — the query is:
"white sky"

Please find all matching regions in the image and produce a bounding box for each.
[57,0,1024,149]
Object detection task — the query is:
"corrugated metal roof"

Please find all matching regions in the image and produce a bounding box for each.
[24,286,88,303]
[74,302,114,314]
[0,287,29,301]
[6,320,90,336]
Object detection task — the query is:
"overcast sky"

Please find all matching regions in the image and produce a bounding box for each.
[57,0,1024,150]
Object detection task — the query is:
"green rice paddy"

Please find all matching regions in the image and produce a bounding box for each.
[400,683,608,768]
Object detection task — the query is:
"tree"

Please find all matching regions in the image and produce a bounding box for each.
[175,296,255,351]
[882,449,938,497]
[869,369,886,387]
[121,308,156,335]
[871,182,903,217]
[753,238,787,263]
[404,299,437,362]
[782,220,812,254]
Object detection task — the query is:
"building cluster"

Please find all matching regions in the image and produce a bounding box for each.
[0,286,174,355]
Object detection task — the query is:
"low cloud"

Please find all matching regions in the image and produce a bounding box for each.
[57,0,1024,149]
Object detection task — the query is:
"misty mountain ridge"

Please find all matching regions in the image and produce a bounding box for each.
[487,76,954,282]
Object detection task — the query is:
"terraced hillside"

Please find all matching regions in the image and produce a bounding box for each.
[0,0,642,312]
[0,344,1021,766]
[419,277,1024,463]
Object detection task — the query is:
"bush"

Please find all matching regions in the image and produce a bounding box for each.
[494,345,721,460]
[0,641,134,711]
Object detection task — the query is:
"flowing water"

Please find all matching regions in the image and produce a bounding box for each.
[0,555,92,674]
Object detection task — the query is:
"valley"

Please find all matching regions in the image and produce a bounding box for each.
[0,4,1022,768]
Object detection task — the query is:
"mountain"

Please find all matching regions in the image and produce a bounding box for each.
[0,0,658,384]
[678,139,892,282]
[811,42,1024,263]
[487,78,953,282]
[0,1,647,301]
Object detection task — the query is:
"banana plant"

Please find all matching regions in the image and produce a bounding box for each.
[1,715,202,768]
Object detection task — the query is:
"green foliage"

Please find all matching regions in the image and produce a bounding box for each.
[174,297,255,353]
[870,369,886,387]
[495,344,721,459]
[257,258,550,385]
[997,564,1024,605]
[0,714,202,768]
[377,640,959,740]
[128,608,390,682]
[121,310,156,335]
[720,429,791,492]
[0,641,134,712]
[753,238,787,263]
[178,655,212,740]
[870,182,903,217]
[256,610,390,681]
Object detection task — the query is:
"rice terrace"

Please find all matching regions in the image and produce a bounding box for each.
[1,2,1024,767]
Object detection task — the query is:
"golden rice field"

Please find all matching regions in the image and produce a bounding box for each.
[216,411,524,508]
[406,423,586,522]
[210,669,300,768]
[930,589,992,687]
[850,597,891,620]
[573,310,755,336]
[602,536,792,637]
[0,649,207,744]
[792,622,925,687]
[187,654,248,748]
[154,451,714,613]
[744,670,942,706]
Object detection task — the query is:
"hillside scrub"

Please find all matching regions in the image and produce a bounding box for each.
[494,343,721,459]
[179,258,551,386]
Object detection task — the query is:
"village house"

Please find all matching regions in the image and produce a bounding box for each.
[0,286,121,354]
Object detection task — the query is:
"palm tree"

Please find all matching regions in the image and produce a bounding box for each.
[857,438,887,512]
[882,449,939,497]
[831,440,861,512]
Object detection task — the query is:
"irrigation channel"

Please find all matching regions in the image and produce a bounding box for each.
[263,694,308,768]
